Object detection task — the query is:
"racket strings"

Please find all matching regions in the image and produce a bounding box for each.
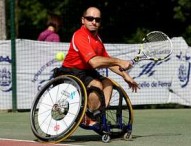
[143,32,172,59]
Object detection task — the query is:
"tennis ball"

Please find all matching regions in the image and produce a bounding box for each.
[55,52,65,61]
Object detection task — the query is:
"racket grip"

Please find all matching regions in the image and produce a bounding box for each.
[130,59,135,66]
[119,67,125,71]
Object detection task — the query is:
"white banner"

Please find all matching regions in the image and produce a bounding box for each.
[0,38,191,109]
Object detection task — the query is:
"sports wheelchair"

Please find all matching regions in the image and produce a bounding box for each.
[30,72,134,143]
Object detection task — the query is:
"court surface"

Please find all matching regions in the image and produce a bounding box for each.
[0,108,191,146]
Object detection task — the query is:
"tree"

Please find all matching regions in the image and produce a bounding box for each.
[16,0,48,39]
[173,0,191,45]
[8,0,191,45]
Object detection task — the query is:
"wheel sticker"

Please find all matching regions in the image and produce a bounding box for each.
[54,124,60,131]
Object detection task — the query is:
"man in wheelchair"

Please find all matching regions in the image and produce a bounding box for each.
[55,7,139,126]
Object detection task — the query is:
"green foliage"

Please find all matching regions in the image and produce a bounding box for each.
[6,0,191,45]
[183,25,191,46]
[18,0,47,26]
[173,0,191,22]
[173,0,191,45]
[124,28,150,44]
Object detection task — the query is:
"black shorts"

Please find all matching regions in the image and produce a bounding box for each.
[54,66,106,86]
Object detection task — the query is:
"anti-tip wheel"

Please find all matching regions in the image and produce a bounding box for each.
[124,132,132,141]
[102,134,111,143]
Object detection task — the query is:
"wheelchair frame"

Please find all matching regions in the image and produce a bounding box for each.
[30,74,133,143]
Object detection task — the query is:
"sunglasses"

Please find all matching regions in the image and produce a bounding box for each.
[84,16,101,23]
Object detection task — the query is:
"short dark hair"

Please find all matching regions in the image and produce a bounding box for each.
[47,14,63,32]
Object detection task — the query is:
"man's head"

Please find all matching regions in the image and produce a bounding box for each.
[81,7,101,34]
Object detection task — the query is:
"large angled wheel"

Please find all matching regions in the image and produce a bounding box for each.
[105,79,133,139]
[30,75,87,143]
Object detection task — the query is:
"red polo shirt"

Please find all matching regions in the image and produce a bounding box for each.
[63,26,109,69]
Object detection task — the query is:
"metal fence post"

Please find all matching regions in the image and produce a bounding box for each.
[10,0,17,112]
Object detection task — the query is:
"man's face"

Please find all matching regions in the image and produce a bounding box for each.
[82,8,101,33]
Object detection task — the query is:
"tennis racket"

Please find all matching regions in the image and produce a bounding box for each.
[130,31,173,65]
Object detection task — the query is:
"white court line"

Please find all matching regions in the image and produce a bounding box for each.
[0,138,83,146]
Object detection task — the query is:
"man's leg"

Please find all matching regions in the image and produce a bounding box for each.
[87,79,103,111]
[102,78,113,107]
[80,79,103,125]
[87,78,113,110]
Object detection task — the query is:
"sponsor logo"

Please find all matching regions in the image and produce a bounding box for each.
[0,56,12,92]
[176,51,191,88]
[32,59,57,90]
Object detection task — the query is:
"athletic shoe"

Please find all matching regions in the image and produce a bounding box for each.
[81,114,97,126]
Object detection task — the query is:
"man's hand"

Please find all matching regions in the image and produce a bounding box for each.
[124,78,140,92]
[122,71,140,92]
[119,60,133,71]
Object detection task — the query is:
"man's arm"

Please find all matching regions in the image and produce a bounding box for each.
[88,56,132,70]
[109,65,140,92]
[89,56,139,92]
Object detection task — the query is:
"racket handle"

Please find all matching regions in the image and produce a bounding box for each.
[130,59,136,66]
[119,67,125,71]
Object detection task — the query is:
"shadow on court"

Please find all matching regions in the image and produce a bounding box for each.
[63,132,181,143]
[64,134,101,142]
[133,133,182,139]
